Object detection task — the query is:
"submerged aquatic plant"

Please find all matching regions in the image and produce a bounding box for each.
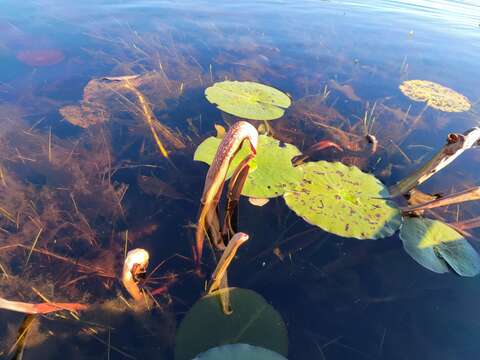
[122,248,150,302]
[208,233,249,294]
[59,73,186,156]
[207,232,249,314]
[0,297,87,315]
[205,81,291,120]
[16,49,65,67]
[195,121,258,267]
[399,80,471,112]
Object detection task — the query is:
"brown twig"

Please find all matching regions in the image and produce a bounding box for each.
[390,127,480,197]
[403,186,480,213]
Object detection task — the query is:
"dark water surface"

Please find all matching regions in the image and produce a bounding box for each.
[1,0,480,359]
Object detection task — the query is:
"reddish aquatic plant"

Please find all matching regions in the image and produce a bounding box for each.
[208,232,249,294]
[195,121,258,268]
[16,49,65,67]
[122,248,150,301]
[0,297,87,314]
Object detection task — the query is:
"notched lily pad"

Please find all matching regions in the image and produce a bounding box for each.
[205,81,291,121]
[194,344,288,360]
[175,288,288,360]
[400,217,480,276]
[194,134,302,198]
[399,80,471,112]
[284,161,401,240]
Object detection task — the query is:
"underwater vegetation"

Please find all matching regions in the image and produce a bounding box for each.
[2,71,480,358]
[16,49,65,67]
[0,12,480,359]
[185,78,480,359]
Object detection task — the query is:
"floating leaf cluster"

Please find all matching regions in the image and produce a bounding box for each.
[400,217,480,276]
[175,288,288,360]
[205,81,291,120]
[284,161,401,240]
[399,80,471,112]
[194,134,302,198]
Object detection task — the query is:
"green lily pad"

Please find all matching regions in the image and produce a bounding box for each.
[175,288,288,360]
[194,134,303,198]
[283,161,401,239]
[400,217,480,276]
[194,344,288,360]
[205,81,291,121]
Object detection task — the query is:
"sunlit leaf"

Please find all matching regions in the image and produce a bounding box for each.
[205,81,291,120]
[194,134,302,198]
[194,344,288,360]
[400,217,480,276]
[175,288,288,360]
[399,80,471,112]
[284,161,401,239]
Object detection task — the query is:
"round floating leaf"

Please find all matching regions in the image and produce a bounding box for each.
[194,344,288,360]
[205,81,291,120]
[399,80,471,112]
[284,161,401,239]
[194,134,302,198]
[175,288,288,360]
[400,217,480,276]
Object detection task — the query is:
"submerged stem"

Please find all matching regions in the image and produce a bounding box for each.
[222,154,254,239]
[195,121,258,268]
[0,297,87,314]
[208,232,249,314]
[123,81,170,158]
[122,248,150,302]
[404,186,480,213]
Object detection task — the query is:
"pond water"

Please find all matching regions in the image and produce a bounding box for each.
[1,0,480,359]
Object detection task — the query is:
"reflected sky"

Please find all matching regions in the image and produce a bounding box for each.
[341,0,480,30]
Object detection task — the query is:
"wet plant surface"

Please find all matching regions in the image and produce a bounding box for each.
[1,0,480,359]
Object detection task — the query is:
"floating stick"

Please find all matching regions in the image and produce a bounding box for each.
[404,186,480,213]
[390,127,480,197]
